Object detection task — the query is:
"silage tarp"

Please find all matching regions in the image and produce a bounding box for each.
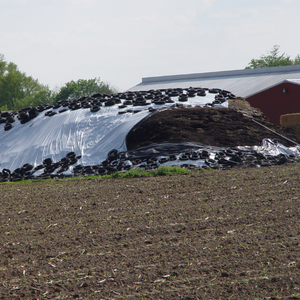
[0,93,227,172]
[0,88,299,177]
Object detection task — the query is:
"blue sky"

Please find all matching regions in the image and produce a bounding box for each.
[1,0,299,91]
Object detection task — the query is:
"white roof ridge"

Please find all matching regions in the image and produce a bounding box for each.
[285,79,300,85]
[142,65,300,84]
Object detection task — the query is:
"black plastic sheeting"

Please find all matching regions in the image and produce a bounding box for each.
[124,139,299,170]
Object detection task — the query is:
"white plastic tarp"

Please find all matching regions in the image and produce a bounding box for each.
[0,94,227,172]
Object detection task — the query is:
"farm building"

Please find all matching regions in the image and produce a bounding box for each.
[246,79,300,126]
[128,65,300,126]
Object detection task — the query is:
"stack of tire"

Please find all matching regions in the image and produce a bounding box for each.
[71,149,132,177]
[2,112,16,131]
[35,152,81,179]
[0,111,17,131]
[0,168,11,182]
[17,107,39,124]
[8,163,35,181]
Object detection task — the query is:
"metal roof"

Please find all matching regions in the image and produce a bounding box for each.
[285,79,300,85]
[127,65,300,98]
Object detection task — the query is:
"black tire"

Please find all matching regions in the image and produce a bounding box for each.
[169,154,177,161]
[224,149,234,156]
[166,99,175,103]
[22,163,34,172]
[4,123,13,131]
[36,105,46,112]
[197,90,206,97]
[12,168,22,175]
[90,105,100,112]
[145,94,153,100]
[43,158,53,166]
[111,98,121,104]
[118,151,128,160]
[105,100,115,107]
[57,166,69,174]
[178,97,188,102]
[20,115,30,124]
[187,93,196,98]
[200,150,210,159]
[2,168,11,177]
[6,116,15,123]
[154,101,166,105]
[53,103,61,109]
[66,152,76,159]
[230,155,243,163]
[158,157,169,164]
[70,103,81,110]
[168,91,180,97]
[34,164,44,171]
[29,109,38,119]
[91,93,103,98]
[227,93,236,99]
[82,103,92,109]
[1,112,10,118]
[92,101,102,106]
[108,149,118,158]
[190,154,200,160]
[73,165,83,173]
[46,111,57,117]
[179,154,189,161]
[69,158,78,165]
[61,102,69,108]
[98,168,107,176]
[59,108,68,113]
[205,158,217,166]
[45,164,56,173]
[209,88,220,94]
[101,160,109,167]
[110,160,119,167]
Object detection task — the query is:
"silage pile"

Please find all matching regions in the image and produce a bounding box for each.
[0,87,298,181]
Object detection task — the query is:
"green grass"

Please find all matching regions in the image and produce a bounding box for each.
[0,165,215,185]
[0,166,194,185]
[109,165,191,178]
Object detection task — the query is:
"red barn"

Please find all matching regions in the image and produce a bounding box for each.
[246,79,300,125]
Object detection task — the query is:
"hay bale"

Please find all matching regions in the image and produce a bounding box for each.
[280,113,300,127]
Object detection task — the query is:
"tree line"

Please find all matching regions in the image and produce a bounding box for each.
[245,45,300,69]
[0,54,117,111]
[0,45,299,111]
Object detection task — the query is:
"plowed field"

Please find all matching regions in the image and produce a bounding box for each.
[1,163,300,299]
[1,99,300,299]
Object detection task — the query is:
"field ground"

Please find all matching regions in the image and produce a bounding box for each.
[1,163,300,299]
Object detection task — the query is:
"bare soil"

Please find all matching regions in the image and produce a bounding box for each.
[1,99,300,299]
[1,164,300,299]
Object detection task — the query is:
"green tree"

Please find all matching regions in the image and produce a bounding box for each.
[52,78,118,103]
[0,54,6,76]
[245,45,300,69]
[0,54,52,110]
